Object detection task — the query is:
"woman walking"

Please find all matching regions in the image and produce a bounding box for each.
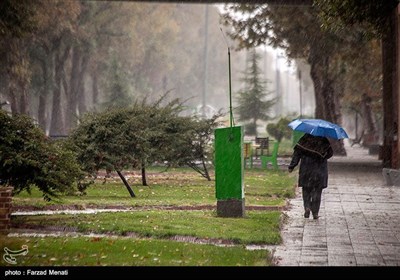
[288,133,333,219]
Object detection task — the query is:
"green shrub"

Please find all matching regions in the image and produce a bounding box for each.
[266,117,292,142]
[0,110,83,200]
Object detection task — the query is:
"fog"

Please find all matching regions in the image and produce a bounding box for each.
[1,1,380,141]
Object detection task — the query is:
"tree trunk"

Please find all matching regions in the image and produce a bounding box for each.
[201,158,211,181]
[309,52,346,156]
[66,47,90,131]
[17,41,30,115]
[38,58,49,132]
[38,61,48,133]
[6,38,31,116]
[78,83,87,119]
[381,9,397,168]
[38,93,47,132]
[19,83,29,115]
[321,77,346,156]
[322,77,336,123]
[309,52,324,119]
[141,164,148,186]
[253,118,258,138]
[360,93,379,146]
[66,47,80,132]
[77,55,89,119]
[8,93,18,115]
[6,45,19,115]
[116,170,136,197]
[49,45,70,136]
[49,66,64,135]
[92,71,99,108]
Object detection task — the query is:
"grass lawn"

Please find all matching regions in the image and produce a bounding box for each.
[0,235,270,266]
[6,167,296,266]
[13,167,296,208]
[12,210,282,244]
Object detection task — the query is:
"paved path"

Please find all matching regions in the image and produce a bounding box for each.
[273,141,400,266]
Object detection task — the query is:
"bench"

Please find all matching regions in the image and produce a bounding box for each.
[255,137,269,157]
[260,142,279,170]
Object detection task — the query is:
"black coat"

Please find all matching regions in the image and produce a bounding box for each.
[288,135,333,189]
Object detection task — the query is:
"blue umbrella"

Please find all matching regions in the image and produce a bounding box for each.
[288,119,349,140]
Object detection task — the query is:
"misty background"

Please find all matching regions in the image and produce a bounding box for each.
[0,1,315,137]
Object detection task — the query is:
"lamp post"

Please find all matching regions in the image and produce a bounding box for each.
[202,5,209,119]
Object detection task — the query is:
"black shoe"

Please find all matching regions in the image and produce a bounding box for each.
[312,213,319,219]
[304,208,310,218]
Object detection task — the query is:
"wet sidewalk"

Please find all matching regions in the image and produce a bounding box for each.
[273,141,400,266]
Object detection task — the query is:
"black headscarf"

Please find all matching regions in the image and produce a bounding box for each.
[295,134,332,159]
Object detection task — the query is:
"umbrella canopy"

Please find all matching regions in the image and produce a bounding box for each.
[288,119,349,140]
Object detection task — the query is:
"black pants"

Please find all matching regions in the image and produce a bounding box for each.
[302,187,323,216]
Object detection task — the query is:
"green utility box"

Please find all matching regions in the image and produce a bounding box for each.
[214,126,244,217]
